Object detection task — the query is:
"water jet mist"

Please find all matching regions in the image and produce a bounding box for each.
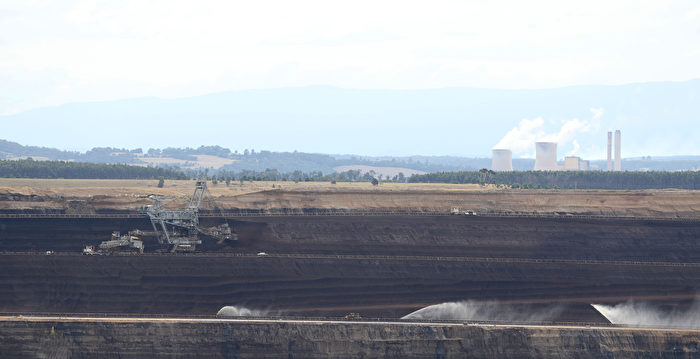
[402,300,564,323]
[216,306,268,317]
[592,299,700,329]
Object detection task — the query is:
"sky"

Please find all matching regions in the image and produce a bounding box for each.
[1,0,700,157]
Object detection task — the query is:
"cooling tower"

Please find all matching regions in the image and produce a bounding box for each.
[614,130,621,171]
[607,131,612,171]
[534,142,558,171]
[491,149,513,171]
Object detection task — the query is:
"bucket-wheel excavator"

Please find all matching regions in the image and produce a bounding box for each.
[85,181,235,254]
[144,180,234,252]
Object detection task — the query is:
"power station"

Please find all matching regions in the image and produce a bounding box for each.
[491,130,621,171]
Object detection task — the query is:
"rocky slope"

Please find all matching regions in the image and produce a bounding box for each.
[2,319,700,358]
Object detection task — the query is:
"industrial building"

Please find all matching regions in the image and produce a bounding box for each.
[580,160,590,170]
[564,156,581,170]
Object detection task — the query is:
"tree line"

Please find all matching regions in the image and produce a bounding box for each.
[5,158,699,190]
[0,159,404,183]
[0,159,188,179]
[206,168,407,184]
[408,169,700,190]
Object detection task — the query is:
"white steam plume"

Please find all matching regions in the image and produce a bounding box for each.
[568,140,581,156]
[402,300,563,323]
[216,305,268,317]
[592,299,700,329]
[494,108,604,156]
[493,117,546,154]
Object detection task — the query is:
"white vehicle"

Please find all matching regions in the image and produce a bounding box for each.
[257,252,268,256]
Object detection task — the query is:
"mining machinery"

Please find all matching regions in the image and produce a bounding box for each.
[143,180,233,252]
[87,180,234,254]
[83,230,144,255]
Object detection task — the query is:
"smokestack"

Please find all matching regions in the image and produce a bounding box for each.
[607,131,612,171]
[491,149,513,171]
[534,142,558,171]
[614,130,621,171]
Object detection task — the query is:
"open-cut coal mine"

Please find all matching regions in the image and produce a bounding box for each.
[1,185,700,358]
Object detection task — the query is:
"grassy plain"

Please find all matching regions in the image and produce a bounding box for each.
[0,178,489,198]
[1,178,698,217]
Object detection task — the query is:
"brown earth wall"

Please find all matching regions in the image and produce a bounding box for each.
[2,187,700,218]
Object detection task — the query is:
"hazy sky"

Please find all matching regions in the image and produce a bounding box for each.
[2,0,700,115]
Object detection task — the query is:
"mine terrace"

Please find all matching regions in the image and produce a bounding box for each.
[1,179,699,358]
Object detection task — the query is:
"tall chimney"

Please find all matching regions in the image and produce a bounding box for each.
[534,142,558,171]
[607,131,612,171]
[491,149,513,171]
[614,130,621,171]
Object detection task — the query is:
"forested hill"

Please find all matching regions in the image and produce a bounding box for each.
[0,159,187,179]
[409,170,700,190]
[3,138,700,173]
[0,139,477,173]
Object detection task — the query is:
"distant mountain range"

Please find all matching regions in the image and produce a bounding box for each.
[2,139,700,174]
[1,80,699,159]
